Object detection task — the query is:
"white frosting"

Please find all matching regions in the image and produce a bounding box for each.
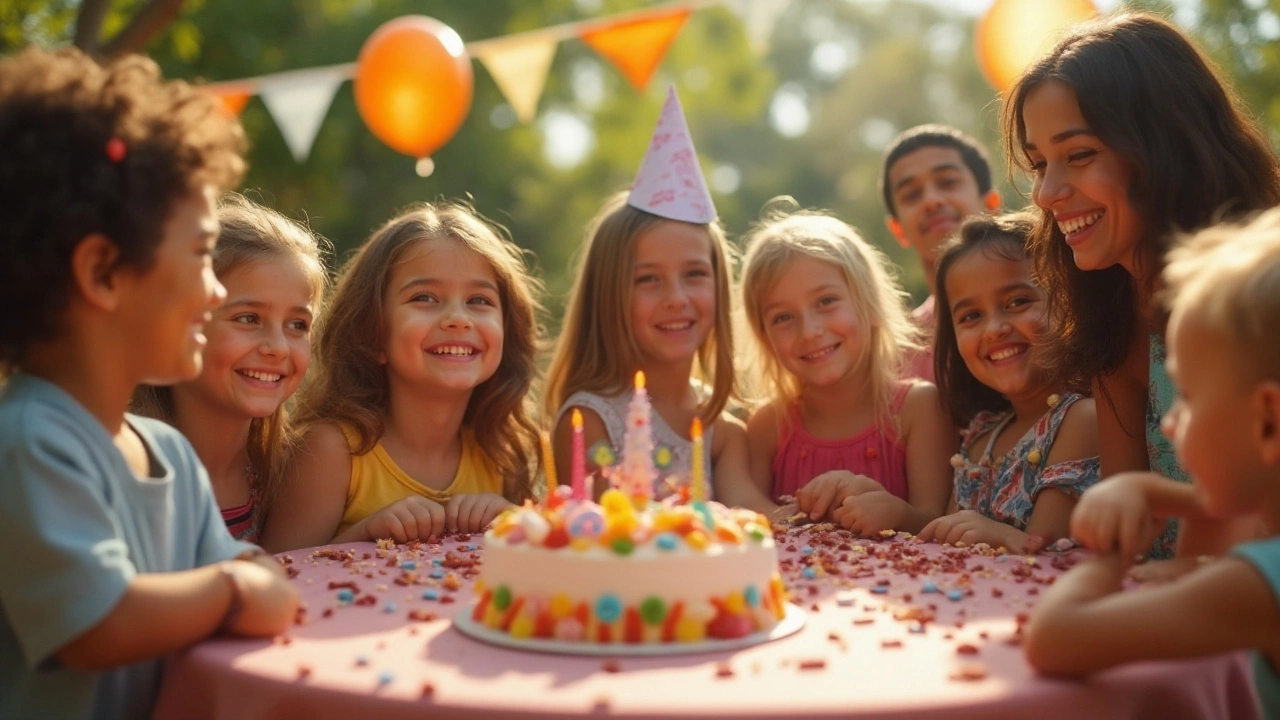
[481,538,778,607]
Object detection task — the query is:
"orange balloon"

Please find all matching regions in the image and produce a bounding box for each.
[975,0,1098,93]
[354,15,473,161]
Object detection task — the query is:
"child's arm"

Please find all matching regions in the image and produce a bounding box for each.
[712,413,780,515]
[56,558,296,670]
[552,406,611,501]
[259,423,354,552]
[744,403,783,506]
[900,382,957,521]
[1024,553,1280,677]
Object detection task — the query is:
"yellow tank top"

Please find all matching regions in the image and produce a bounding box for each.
[335,426,502,536]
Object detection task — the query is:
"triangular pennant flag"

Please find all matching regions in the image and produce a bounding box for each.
[580,8,691,91]
[259,68,344,163]
[726,0,789,55]
[207,84,253,117]
[627,85,716,223]
[474,31,559,125]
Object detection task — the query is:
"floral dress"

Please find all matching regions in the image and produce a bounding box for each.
[951,393,1100,530]
[1147,334,1191,559]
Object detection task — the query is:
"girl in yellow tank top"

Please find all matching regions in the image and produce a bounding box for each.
[260,203,544,552]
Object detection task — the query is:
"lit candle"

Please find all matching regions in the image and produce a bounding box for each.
[571,409,586,500]
[690,417,705,503]
[540,430,558,496]
[622,370,656,503]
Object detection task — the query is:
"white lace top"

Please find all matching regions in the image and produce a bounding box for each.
[557,389,715,500]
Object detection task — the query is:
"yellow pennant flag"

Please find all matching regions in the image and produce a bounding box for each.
[473,30,559,125]
[580,7,692,91]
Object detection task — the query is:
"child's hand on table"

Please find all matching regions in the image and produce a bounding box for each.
[444,493,514,533]
[797,471,883,521]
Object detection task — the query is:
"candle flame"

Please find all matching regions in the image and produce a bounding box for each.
[572,408,583,430]
[691,417,703,439]
[635,370,646,390]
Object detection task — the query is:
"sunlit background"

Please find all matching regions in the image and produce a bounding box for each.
[4,0,1277,317]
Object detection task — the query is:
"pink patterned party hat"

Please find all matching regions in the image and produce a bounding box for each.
[626,86,717,224]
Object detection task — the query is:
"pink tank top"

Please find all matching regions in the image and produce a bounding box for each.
[770,385,910,502]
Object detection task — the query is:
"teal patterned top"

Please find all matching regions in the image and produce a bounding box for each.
[1147,334,1191,559]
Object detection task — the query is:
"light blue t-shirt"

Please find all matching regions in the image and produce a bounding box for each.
[1232,535,1280,719]
[0,374,252,720]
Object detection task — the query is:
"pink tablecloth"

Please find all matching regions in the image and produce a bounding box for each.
[153,526,1260,720]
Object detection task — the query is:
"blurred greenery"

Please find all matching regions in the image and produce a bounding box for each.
[5,0,1280,322]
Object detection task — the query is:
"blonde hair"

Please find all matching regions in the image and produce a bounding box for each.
[740,198,921,425]
[1164,207,1280,382]
[298,201,544,503]
[133,192,330,519]
[543,191,737,422]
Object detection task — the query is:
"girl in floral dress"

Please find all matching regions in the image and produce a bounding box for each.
[918,213,1099,552]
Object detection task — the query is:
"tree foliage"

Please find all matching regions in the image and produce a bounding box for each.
[5,0,1279,314]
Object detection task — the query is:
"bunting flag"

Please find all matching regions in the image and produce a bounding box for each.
[580,7,692,91]
[258,67,346,162]
[207,83,253,116]
[725,0,789,54]
[201,2,721,163]
[473,30,560,125]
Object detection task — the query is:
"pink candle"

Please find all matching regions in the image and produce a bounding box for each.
[571,409,586,500]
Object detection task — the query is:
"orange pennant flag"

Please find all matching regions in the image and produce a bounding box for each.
[580,7,691,91]
[206,84,253,117]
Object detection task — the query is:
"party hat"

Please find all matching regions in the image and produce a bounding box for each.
[626,86,717,224]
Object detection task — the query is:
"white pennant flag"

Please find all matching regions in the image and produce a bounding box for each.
[473,31,559,125]
[259,66,346,163]
[727,0,790,55]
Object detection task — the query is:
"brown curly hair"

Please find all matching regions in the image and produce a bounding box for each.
[298,202,545,503]
[0,47,245,373]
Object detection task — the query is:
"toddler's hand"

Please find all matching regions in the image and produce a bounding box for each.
[831,490,907,538]
[797,471,883,521]
[1070,472,1159,562]
[224,560,298,637]
[1127,556,1204,585]
[361,496,447,542]
[445,493,514,533]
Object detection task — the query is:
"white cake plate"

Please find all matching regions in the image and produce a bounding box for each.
[452,603,806,656]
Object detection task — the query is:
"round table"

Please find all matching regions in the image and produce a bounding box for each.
[152,525,1260,720]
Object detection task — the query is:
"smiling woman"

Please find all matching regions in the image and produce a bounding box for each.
[1002,11,1280,559]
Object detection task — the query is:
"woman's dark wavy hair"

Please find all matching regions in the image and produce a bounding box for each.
[933,212,1039,427]
[297,202,545,503]
[1002,12,1280,388]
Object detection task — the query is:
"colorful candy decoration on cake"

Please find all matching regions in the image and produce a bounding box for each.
[482,371,785,643]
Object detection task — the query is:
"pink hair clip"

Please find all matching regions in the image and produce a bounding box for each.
[105,137,127,163]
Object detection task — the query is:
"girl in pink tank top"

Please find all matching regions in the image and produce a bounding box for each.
[740,203,956,537]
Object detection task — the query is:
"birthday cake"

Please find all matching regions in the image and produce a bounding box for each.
[468,373,787,646]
